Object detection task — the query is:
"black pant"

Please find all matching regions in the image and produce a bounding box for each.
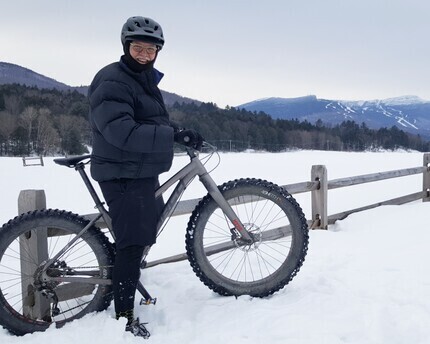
[100,177,163,249]
[113,245,144,315]
[99,177,163,316]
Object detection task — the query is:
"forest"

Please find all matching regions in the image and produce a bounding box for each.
[0,83,429,156]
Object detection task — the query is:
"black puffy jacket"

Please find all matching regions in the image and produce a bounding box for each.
[88,57,174,182]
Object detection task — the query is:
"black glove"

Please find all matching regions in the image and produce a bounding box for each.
[170,121,183,133]
[174,129,204,150]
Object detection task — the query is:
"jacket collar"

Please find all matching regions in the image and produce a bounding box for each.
[119,56,164,85]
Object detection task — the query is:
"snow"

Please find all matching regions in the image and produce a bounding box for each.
[381,96,428,106]
[340,95,430,108]
[1,150,430,343]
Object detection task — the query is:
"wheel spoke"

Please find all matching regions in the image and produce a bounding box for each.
[186,179,308,297]
[0,210,114,334]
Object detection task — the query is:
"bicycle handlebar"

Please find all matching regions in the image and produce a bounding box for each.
[182,140,216,156]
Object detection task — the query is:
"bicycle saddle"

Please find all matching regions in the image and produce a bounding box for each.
[54,154,91,168]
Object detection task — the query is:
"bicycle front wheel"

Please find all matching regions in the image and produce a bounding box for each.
[0,209,114,335]
[186,178,309,297]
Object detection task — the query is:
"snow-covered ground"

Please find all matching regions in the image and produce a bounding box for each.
[0,150,429,343]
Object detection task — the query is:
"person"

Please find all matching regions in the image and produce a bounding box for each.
[88,16,203,338]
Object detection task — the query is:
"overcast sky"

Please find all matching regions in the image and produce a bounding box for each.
[1,0,429,107]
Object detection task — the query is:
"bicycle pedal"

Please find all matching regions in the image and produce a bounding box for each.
[140,297,157,306]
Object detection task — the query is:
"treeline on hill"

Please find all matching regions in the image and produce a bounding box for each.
[170,102,429,152]
[0,84,89,156]
[0,83,429,156]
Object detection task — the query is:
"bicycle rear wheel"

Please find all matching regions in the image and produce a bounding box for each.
[186,178,308,297]
[0,209,114,335]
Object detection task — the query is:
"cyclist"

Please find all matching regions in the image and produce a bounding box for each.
[88,16,203,338]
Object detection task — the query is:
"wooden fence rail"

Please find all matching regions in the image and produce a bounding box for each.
[17,153,430,267]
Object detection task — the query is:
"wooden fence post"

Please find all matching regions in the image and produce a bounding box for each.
[423,153,430,202]
[311,165,328,229]
[18,190,50,320]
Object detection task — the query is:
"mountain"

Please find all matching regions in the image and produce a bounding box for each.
[239,95,430,138]
[0,62,73,92]
[3,61,430,138]
[0,62,200,106]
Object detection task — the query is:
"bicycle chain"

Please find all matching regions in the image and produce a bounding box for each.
[48,266,114,317]
[53,291,114,317]
[65,265,113,270]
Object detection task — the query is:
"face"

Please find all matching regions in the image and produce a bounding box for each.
[129,40,158,64]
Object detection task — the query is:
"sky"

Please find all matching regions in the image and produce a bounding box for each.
[1,150,429,343]
[1,0,429,107]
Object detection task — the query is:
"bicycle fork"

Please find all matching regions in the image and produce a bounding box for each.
[197,166,253,244]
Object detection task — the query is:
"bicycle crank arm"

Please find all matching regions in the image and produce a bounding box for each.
[137,281,156,305]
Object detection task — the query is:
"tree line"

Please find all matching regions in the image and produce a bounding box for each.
[0,83,429,157]
[170,102,430,152]
[0,84,89,156]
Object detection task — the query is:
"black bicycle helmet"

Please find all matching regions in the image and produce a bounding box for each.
[121,16,165,48]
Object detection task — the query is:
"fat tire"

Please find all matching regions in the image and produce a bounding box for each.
[185,178,308,297]
[0,209,115,335]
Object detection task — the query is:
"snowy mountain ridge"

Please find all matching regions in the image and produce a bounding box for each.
[239,95,430,138]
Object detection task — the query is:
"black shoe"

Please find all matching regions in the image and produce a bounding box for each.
[125,318,150,339]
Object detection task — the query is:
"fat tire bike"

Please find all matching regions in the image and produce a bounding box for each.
[0,142,309,335]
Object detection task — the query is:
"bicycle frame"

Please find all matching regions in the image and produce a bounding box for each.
[84,147,252,243]
[45,147,253,301]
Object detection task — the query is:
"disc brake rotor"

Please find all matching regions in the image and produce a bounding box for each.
[231,223,262,252]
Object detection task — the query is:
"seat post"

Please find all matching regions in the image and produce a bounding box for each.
[75,163,112,231]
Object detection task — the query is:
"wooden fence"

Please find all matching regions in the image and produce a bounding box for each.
[22,156,44,167]
[13,153,429,320]
[17,153,430,267]
[309,161,430,229]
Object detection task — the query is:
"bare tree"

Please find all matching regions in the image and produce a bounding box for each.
[55,114,89,154]
[0,111,18,155]
[35,108,60,155]
[19,106,38,155]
